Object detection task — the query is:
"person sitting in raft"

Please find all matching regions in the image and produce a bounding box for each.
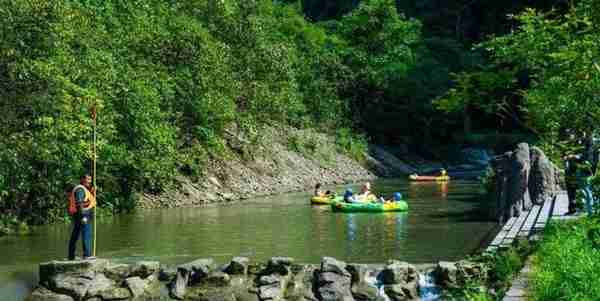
[356,182,376,202]
[343,188,360,203]
[314,183,332,197]
[439,168,447,177]
[393,192,403,202]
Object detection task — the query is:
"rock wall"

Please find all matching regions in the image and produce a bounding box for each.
[491,143,560,222]
[30,257,484,301]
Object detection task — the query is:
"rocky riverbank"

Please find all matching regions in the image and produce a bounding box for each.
[137,126,494,209]
[30,257,486,301]
[138,127,419,209]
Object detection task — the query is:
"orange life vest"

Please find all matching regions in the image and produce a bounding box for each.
[67,185,96,215]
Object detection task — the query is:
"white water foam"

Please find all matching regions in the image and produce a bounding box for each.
[362,270,441,301]
[419,271,442,301]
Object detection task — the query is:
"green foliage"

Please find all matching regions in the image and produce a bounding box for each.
[437,0,600,153]
[1,0,420,224]
[531,219,600,301]
[0,215,30,236]
[335,128,368,162]
[489,248,523,286]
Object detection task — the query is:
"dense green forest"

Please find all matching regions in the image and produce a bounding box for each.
[1,0,598,225]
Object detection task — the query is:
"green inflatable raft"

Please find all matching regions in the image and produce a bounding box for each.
[331,200,408,213]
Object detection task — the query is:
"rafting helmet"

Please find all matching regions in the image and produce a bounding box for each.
[344,188,353,199]
[393,192,402,201]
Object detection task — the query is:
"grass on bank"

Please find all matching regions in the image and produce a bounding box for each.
[458,216,600,301]
[530,218,600,301]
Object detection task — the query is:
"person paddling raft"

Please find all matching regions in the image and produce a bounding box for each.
[356,182,376,202]
[67,174,97,260]
[314,183,333,198]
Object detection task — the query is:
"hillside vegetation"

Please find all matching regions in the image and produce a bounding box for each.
[0,0,428,223]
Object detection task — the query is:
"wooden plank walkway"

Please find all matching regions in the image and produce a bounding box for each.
[486,195,555,252]
[501,192,584,301]
[532,197,553,234]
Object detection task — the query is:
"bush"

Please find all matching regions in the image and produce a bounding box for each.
[336,128,368,162]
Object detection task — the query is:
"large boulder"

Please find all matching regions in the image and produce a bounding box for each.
[378,261,418,301]
[224,257,249,276]
[351,282,379,301]
[284,265,317,301]
[492,143,533,222]
[316,258,353,301]
[258,283,284,300]
[50,273,94,300]
[434,261,486,289]
[178,258,216,284]
[104,263,132,281]
[125,275,159,300]
[491,143,559,222]
[130,261,160,279]
[27,287,74,301]
[39,259,109,286]
[159,266,177,282]
[186,288,238,301]
[85,274,115,299]
[204,271,231,287]
[317,280,354,301]
[529,146,559,205]
[434,261,458,288]
[97,287,131,300]
[256,273,286,300]
[510,143,532,213]
[321,257,351,278]
[345,264,368,284]
[379,261,418,285]
[383,283,419,301]
[266,257,294,276]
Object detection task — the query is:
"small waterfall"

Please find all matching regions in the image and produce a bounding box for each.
[363,269,441,301]
[364,271,390,301]
[419,271,442,301]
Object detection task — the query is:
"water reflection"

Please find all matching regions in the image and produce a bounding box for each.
[408,181,449,199]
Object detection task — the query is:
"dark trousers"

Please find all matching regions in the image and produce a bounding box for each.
[68,214,92,260]
[567,185,578,212]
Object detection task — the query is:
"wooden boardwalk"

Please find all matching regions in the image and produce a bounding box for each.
[486,194,558,252]
[500,192,578,301]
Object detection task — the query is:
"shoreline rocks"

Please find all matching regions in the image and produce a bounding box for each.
[31,257,479,301]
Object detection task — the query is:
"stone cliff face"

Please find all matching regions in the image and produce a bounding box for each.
[491,143,560,222]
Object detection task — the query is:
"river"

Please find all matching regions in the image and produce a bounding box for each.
[0,178,496,300]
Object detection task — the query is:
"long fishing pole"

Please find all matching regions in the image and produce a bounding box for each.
[92,103,97,257]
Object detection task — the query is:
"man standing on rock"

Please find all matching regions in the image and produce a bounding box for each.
[67,174,96,260]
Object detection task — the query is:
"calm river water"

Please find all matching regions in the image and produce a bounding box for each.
[0,178,496,300]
